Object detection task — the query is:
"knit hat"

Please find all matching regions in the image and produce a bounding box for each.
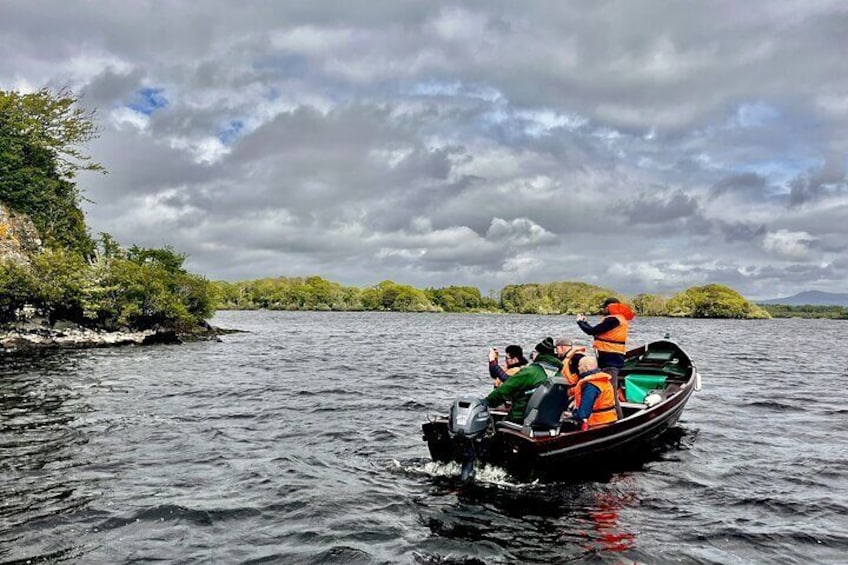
[534,337,555,356]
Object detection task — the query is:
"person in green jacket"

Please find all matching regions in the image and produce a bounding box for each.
[482,337,564,423]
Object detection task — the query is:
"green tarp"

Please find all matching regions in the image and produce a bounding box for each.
[624,374,668,403]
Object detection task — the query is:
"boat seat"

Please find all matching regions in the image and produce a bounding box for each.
[523,376,570,430]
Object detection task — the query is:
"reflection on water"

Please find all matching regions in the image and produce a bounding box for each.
[408,461,642,563]
[585,488,636,554]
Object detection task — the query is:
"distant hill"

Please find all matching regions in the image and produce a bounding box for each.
[759,290,848,307]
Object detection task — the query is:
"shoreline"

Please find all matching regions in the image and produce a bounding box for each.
[0,324,237,354]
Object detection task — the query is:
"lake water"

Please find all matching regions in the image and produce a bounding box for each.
[1,312,846,564]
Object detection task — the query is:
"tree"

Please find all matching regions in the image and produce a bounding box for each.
[0,259,36,323]
[0,89,103,256]
[0,88,103,179]
[632,293,669,316]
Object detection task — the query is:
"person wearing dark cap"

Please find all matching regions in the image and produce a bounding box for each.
[577,297,635,418]
[488,344,529,388]
[481,337,562,423]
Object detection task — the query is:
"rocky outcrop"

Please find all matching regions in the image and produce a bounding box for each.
[0,203,42,264]
[0,326,172,351]
[0,322,228,353]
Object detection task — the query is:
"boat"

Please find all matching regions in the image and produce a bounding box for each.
[421,339,701,480]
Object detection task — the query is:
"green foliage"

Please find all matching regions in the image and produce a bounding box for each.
[0,88,103,179]
[28,247,89,322]
[213,277,440,312]
[213,276,366,311]
[632,293,670,316]
[0,259,36,323]
[425,285,499,312]
[367,280,436,312]
[666,284,771,319]
[762,304,848,319]
[499,281,622,315]
[85,241,214,330]
[0,88,101,256]
[211,275,773,320]
[0,236,215,331]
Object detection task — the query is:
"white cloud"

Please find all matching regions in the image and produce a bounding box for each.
[485,217,556,246]
[110,107,149,130]
[762,229,817,259]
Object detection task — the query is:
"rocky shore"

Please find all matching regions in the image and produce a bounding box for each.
[0,321,228,353]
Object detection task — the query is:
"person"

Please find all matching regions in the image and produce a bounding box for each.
[488,344,529,387]
[576,297,635,417]
[568,355,618,430]
[482,337,563,423]
[554,337,588,392]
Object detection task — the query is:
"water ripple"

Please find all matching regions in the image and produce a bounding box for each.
[2,313,846,564]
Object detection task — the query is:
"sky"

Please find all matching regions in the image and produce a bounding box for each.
[2,1,847,299]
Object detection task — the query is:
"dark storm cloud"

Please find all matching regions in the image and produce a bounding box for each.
[788,160,848,207]
[3,0,848,296]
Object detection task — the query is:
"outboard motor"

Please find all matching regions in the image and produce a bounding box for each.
[448,396,491,483]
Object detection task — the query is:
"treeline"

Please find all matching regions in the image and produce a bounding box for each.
[214,277,499,313]
[760,304,848,319]
[213,278,772,319]
[0,89,215,331]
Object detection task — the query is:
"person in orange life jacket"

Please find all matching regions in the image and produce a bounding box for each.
[577,297,634,418]
[488,344,529,387]
[568,355,619,431]
[554,337,588,393]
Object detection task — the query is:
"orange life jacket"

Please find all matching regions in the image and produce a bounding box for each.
[573,372,618,428]
[593,315,629,355]
[562,346,588,396]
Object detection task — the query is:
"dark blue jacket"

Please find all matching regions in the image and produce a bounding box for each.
[571,382,600,421]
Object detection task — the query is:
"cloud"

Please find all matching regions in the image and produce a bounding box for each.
[622,190,699,225]
[2,0,847,297]
[762,229,818,259]
[711,172,767,197]
[485,217,557,247]
[788,160,848,207]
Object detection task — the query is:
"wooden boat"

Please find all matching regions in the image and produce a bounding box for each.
[421,340,701,479]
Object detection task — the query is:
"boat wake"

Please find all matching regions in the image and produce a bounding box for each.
[391,458,536,488]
